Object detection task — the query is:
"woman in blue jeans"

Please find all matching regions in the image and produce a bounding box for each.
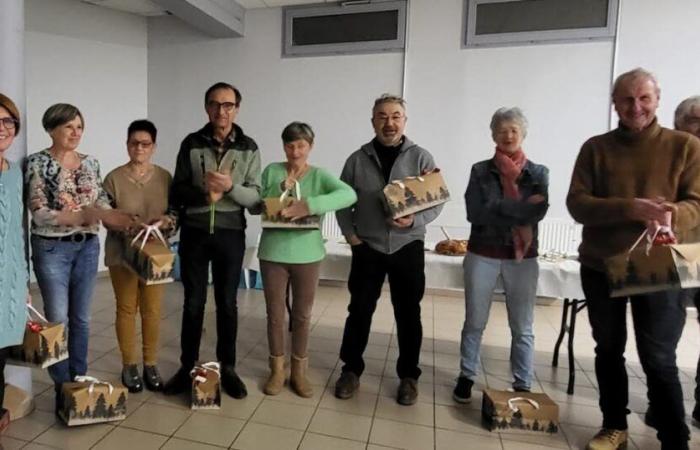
[453,107,549,402]
[26,104,132,410]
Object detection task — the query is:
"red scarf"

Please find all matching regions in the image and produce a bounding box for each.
[493,147,532,261]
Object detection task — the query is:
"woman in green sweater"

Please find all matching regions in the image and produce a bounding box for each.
[258,122,356,397]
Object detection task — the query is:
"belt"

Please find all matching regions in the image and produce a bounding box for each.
[40,233,96,243]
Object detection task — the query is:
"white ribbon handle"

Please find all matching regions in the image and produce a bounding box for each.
[74,375,115,396]
[507,397,540,413]
[190,361,221,384]
[279,180,302,203]
[26,304,49,324]
[389,175,425,190]
[130,224,168,250]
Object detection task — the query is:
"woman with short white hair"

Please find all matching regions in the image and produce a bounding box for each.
[453,107,549,403]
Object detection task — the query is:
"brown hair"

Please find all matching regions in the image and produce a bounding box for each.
[0,93,21,133]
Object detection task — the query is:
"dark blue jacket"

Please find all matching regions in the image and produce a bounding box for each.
[465,158,549,247]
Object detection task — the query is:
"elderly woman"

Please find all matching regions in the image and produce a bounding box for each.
[453,107,549,402]
[26,103,132,407]
[258,122,356,397]
[103,120,175,393]
[0,94,29,431]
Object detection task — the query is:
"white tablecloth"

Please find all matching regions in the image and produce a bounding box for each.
[243,241,585,300]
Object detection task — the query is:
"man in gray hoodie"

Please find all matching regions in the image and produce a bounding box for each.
[335,94,443,405]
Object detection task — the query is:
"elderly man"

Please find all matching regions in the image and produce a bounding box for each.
[165,82,261,399]
[567,68,700,450]
[335,94,443,405]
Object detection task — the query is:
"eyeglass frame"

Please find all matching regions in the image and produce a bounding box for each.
[206,101,238,112]
[0,117,19,130]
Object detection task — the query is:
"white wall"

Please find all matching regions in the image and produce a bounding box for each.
[25,0,148,271]
[147,8,404,243]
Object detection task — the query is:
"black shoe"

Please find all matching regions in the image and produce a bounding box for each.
[221,365,247,399]
[143,365,164,392]
[334,371,360,400]
[163,367,191,396]
[453,376,473,404]
[121,365,144,393]
[644,406,658,428]
[513,386,531,393]
[692,406,700,427]
[397,378,418,406]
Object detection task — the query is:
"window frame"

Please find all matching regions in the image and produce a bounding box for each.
[282,1,407,58]
[463,0,619,48]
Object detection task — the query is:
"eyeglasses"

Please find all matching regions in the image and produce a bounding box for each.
[206,101,237,112]
[0,117,18,130]
[373,114,405,123]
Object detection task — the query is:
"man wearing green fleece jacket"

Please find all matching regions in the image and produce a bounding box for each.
[334,94,443,406]
[165,82,261,399]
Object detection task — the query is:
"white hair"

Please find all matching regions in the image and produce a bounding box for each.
[490,107,528,138]
[674,96,700,129]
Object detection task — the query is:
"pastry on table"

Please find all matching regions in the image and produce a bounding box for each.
[435,239,468,256]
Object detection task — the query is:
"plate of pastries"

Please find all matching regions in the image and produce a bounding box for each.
[434,228,468,256]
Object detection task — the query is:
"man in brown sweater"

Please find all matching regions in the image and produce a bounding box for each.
[567,68,700,450]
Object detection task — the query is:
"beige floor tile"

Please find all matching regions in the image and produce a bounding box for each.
[298,432,366,450]
[250,398,315,430]
[5,409,56,441]
[436,429,502,450]
[33,422,115,449]
[307,408,372,441]
[92,426,168,449]
[197,392,264,420]
[232,422,303,450]
[161,437,227,449]
[366,445,403,450]
[0,436,28,450]
[264,384,324,406]
[318,386,378,416]
[435,404,492,436]
[499,430,569,449]
[120,402,191,435]
[174,412,244,447]
[369,418,434,450]
[374,395,434,426]
[17,443,56,450]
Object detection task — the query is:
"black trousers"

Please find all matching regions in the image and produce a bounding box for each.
[178,226,245,370]
[0,347,7,407]
[340,240,425,380]
[581,266,689,450]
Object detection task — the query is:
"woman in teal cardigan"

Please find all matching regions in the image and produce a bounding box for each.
[0,93,29,431]
[258,122,356,397]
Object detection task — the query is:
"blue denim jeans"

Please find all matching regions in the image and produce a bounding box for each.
[31,235,99,386]
[459,252,538,390]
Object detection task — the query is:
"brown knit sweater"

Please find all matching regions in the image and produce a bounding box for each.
[567,119,700,271]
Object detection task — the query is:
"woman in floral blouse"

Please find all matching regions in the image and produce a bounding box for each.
[26,103,132,410]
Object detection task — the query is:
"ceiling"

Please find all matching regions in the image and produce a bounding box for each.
[80,0,338,16]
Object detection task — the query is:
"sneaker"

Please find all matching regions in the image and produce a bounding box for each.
[453,376,473,404]
[121,364,144,393]
[334,371,360,399]
[221,365,248,399]
[586,429,628,450]
[163,367,191,396]
[513,386,531,393]
[397,378,418,406]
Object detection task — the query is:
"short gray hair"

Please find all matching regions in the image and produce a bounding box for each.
[612,67,661,98]
[42,103,84,132]
[372,94,406,115]
[674,96,700,129]
[490,107,528,138]
[281,121,315,144]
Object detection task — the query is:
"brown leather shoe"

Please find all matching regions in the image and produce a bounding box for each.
[397,378,418,406]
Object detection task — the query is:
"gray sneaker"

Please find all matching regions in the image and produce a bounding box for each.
[334,371,360,399]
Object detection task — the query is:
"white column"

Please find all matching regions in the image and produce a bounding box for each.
[0,0,26,161]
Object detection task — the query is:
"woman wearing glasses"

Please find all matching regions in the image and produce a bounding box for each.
[26,103,133,410]
[258,122,356,397]
[103,119,175,393]
[0,93,29,432]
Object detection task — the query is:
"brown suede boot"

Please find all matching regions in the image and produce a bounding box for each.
[290,355,313,398]
[263,355,286,395]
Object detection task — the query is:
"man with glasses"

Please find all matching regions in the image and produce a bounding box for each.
[334,94,443,405]
[165,82,261,399]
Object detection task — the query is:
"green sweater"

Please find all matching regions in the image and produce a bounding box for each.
[258,163,357,264]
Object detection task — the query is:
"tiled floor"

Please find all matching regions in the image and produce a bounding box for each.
[3,278,700,449]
